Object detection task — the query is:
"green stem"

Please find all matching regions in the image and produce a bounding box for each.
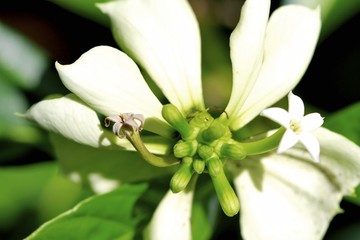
[240,127,286,155]
[126,131,180,167]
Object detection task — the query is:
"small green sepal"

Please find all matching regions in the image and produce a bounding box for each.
[206,157,223,177]
[170,157,194,193]
[173,140,198,158]
[220,143,246,160]
[202,120,226,142]
[193,158,205,174]
[198,145,214,160]
[162,104,194,139]
[210,168,240,217]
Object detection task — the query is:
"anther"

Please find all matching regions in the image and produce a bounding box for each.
[105,113,144,138]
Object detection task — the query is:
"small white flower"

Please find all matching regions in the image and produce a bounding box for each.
[261,91,324,162]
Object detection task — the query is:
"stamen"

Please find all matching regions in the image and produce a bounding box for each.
[289,119,303,134]
[105,113,144,138]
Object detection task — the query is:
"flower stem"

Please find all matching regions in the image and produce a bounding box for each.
[240,127,286,155]
[126,131,180,167]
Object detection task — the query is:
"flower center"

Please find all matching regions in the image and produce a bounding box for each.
[289,119,303,135]
[105,104,287,217]
[161,104,245,216]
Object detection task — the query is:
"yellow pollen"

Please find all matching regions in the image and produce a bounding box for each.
[290,119,302,134]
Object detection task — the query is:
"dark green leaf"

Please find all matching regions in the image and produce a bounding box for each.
[26,184,148,240]
[50,133,175,193]
[324,102,360,146]
[51,0,110,26]
[0,22,48,89]
[0,162,57,230]
[0,80,42,145]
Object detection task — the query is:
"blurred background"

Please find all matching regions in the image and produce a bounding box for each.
[0,0,359,239]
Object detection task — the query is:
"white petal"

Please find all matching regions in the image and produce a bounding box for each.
[146,190,193,240]
[56,46,173,138]
[260,107,291,127]
[299,132,320,162]
[26,94,172,154]
[277,129,299,153]
[88,173,119,194]
[288,91,304,118]
[228,5,321,130]
[301,112,324,131]
[26,94,114,148]
[225,0,270,119]
[98,0,204,114]
[232,127,360,240]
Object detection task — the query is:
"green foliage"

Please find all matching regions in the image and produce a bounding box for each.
[0,22,48,90]
[327,222,360,240]
[320,0,360,40]
[0,80,41,145]
[281,0,360,40]
[51,0,110,26]
[50,133,175,191]
[0,162,86,239]
[0,162,56,230]
[25,184,148,240]
[324,102,360,146]
[0,22,48,162]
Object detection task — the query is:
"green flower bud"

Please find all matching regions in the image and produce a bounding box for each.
[202,120,226,142]
[170,157,194,193]
[210,168,240,217]
[189,111,213,129]
[162,104,193,139]
[193,158,205,174]
[198,145,214,160]
[174,140,197,158]
[206,156,223,177]
[220,143,246,160]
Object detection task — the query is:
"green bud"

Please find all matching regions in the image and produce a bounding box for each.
[198,145,214,160]
[189,111,213,129]
[220,143,246,160]
[210,168,240,217]
[206,156,223,177]
[162,104,193,139]
[174,140,197,158]
[193,158,205,174]
[202,120,226,142]
[170,158,194,193]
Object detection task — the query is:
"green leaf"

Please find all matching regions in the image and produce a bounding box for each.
[327,222,360,240]
[0,80,42,145]
[50,133,175,193]
[51,0,110,26]
[0,162,57,230]
[191,201,213,240]
[0,22,48,89]
[281,0,360,40]
[324,102,360,146]
[26,184,148,240]
[319,0,360,40]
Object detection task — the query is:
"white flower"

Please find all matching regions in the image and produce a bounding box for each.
[261,91,324,162]
[145,189,193,240]
[25,0,360,240]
